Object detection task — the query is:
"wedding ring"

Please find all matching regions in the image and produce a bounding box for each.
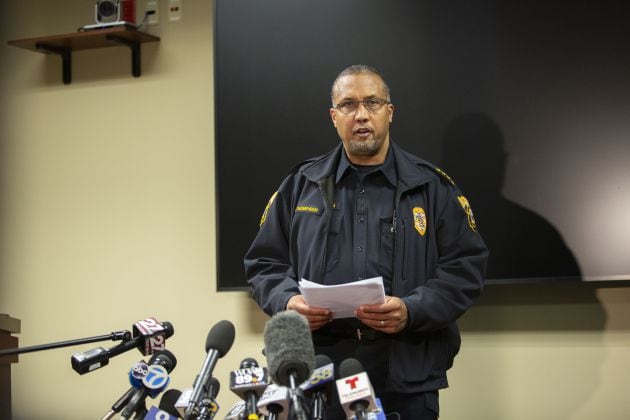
[380,320,385,327]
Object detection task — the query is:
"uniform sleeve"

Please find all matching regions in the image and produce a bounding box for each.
[402,182,489,332]
[244,180,300,316]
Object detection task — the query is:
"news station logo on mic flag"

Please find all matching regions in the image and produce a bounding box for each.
[257,384,289,419]
[133,317,168,355]
[143,364,170,390]
[229,365,268,390]
[300,362,334,393]
[336,372,377,411]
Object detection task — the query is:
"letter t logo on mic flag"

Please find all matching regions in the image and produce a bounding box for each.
[345,377,360,390]
[336,372,377,411]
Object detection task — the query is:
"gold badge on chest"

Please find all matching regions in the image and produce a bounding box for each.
[413,207,427,236]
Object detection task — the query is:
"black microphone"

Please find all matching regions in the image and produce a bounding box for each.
[256,384,289,420]
[158,389,183,418]
[102,358,166,419]
[263,310,315,420]
[196,377,221,420]
[184,320,235,419]
[175,377,220,419]
[121,349,178,419]
[335,358,377,420]
[229,357,269,420]
[142,389,182,419]
[102,386,137,420]
[300,355,335,420]
[71,318,174,374]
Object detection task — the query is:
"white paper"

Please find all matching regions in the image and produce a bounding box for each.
[298,277,386,319]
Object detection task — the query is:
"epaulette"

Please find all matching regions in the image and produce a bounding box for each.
[432,166,456,186]
[287,157,318,176]
[417,160,456,186]
[418,161,478,232]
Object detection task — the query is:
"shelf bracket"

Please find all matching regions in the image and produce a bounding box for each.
[35,43,72,84]
[105,35,141,77]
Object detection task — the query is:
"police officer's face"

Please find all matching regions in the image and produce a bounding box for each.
[330,73,394,165]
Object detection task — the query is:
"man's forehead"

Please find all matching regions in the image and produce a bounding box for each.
[334,73,386,98]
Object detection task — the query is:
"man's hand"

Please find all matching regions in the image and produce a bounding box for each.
[355,296,408,334]
[286,294,332,331]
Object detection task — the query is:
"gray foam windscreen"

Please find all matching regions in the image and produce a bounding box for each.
[263,310,315,386]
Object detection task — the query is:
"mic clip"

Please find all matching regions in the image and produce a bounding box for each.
[112,330,133,341]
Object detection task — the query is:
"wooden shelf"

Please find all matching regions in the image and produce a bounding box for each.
[8,26,160,84]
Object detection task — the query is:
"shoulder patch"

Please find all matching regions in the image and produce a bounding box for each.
[259,191,278,227]
[457,195,478,232]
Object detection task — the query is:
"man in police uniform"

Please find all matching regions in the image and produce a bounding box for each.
[245,65,488,419]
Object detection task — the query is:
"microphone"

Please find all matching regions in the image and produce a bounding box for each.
[144,406,178,420]
[263,310,315,420]
[143,389,183,419]
[300,355,335,420]
[195,378,221,420]
[121,350,178,419]
[256,384,289,420]
[102,387,137,420]
[72,318,174,374]
[176,378,220,420]
[102,358,162,419]
[184,320,235,419]
[335,358,377,420]
[229,358,269,420]
[159,389,183,418]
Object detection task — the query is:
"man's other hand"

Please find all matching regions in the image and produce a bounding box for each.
[286,294,332,331]
[356,296,408,334]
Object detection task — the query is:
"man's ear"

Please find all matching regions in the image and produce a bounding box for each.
[330,108,337,127]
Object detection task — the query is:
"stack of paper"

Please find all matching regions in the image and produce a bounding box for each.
[298,277,386,319]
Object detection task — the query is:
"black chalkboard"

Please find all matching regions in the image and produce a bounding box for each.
[214,0,630,290]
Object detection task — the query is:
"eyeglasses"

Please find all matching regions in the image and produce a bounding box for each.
[334,98,390,114]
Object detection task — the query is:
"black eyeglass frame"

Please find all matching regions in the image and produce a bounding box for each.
[333,97,391,114]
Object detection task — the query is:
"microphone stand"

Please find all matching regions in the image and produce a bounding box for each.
[0,330,132,356]
[312,392,326,420]
[196,398,219,420]
[101,387,136,420]
[288,373,308,420]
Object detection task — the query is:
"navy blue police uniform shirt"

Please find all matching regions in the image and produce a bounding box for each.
[323,146,397,296]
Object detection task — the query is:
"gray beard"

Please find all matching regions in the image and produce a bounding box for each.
[347,138,379,156]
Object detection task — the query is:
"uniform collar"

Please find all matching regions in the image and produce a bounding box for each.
[335,145,397,186]
[302,140,432,190]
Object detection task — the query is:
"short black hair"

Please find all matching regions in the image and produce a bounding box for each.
[330,65,391,104]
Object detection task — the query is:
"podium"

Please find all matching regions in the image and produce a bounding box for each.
[0,314,20,419]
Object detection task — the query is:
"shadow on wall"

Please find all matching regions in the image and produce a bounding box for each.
[439,113,606,329]
[439,113,581,281]
[442,114,608,420]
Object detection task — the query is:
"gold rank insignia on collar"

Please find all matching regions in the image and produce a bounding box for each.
[413,207,427,236]
[457,195,478,232]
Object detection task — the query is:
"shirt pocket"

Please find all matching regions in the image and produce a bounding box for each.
[324,210,343,272]
[379,217,394,281]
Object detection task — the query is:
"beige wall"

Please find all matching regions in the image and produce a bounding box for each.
[1,1,629,419]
